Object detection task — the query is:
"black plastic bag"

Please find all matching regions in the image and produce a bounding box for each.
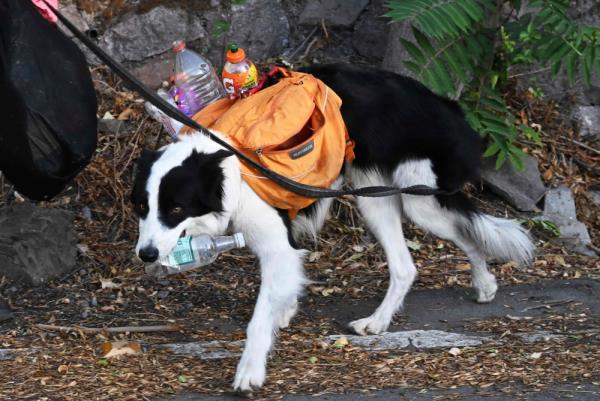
[0,0,97,200]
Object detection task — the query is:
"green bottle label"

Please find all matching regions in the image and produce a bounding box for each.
[167,236,195,266]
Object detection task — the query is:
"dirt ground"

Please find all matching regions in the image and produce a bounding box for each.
[0,66,599,400]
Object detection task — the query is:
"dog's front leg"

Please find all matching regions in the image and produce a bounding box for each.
[233,224,306,391]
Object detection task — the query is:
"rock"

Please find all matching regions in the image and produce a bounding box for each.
[352,0,390,61]
[99,6,207,63]
[512,331,565,343]
[330,330,489,350]
[591,190,600,207]
[481,154,547,212]
[0,204,78,286]
[159,340,244,360]
[542,186,597,256]
[0,299,12,322]
[572,105,600,141]
[130,52,174,89]
[97,119,133,136]
[57,3,92,37]
[206,0,290,64]
[381,20,417,79]
[300,0,369,28]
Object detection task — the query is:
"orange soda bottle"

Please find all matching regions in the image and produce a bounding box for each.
[221,44,258,98]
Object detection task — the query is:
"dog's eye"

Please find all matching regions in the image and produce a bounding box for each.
[169,206,183,216]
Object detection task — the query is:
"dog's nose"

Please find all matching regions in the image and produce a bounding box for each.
[138,246,159,263]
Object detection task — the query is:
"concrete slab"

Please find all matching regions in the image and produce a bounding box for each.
[151,383,600,401]
[309,279,600,333]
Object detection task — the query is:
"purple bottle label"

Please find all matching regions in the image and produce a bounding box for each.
[169,86,201,117]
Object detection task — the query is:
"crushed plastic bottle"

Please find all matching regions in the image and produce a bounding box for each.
[144,88,184,139]
[222,44,258,98]
[171,40,225,116]
[145,233,245,276]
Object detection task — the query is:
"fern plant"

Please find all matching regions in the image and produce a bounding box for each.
[385,0,600,170]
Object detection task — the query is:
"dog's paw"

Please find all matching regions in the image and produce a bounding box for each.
[349,316,389,335]
[233,357,266,392]
[278,300,298,329]
[473,274,498,303]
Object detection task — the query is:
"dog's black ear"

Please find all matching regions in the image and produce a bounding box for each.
[134,149,162,177]
[191,149,234,167]
[138,148,161,167]
[131,149,163,204]
[190,150,234,213]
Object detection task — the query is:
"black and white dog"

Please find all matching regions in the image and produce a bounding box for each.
[131,64,534,391]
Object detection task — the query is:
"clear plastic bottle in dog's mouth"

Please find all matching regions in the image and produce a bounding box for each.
[145,233,245,276]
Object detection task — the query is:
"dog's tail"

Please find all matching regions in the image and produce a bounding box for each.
[464,213,535,266]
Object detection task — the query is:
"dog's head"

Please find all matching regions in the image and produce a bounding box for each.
[131,134,238,263]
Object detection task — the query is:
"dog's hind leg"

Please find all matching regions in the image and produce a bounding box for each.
[347,167,417,335]
[232,187,308,391]
[394,160,533,303]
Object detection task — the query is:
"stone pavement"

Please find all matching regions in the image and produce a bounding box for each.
[150,278,600,400]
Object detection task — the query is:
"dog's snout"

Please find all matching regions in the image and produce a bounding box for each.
[138,246,159,263]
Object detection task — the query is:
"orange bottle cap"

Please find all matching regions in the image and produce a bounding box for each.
[172,40,186,53]
[226,45,246,63]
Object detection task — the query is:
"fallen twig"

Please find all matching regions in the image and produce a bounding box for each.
[287,26,319,62]
[36,323,181,334]
[521,299,575,312]
[561,136,600,155]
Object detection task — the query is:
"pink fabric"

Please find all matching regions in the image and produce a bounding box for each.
[32,0,59,23]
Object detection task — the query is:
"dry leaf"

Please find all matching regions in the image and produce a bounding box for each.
[406,240,422,251]
[309,252,322,262]
[117,107,135,121]
[333,336,348,348]
[100,278,121,289]
[100,341,142,358]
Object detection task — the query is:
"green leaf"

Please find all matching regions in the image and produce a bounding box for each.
[583,46,596,85]
[521,125,542,145]
[413,27,435,56]
[96,358,109,367]
[482,142,501,158]
[178,375,188,383]
[565,50,579,83]
[509,151,525,171]
[401,39,427,64]
[211,19,231,38]
[495,150,507,170]
[404,61,422,76]
[444,46,467,82]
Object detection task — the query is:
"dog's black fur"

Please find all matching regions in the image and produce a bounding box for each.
[298,63,483,216]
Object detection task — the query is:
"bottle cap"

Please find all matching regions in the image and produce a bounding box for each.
[233,232,245,248]
[172,40,186,53]
[226,44,246,63]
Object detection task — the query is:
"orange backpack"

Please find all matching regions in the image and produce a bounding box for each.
[181,69,355,218]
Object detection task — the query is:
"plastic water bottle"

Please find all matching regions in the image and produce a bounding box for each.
[171,40,225,116]
[144,88,184,139]
[222,44,259,98]
[145,233,245,276]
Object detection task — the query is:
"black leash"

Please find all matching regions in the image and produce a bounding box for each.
[45,1,458,199]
